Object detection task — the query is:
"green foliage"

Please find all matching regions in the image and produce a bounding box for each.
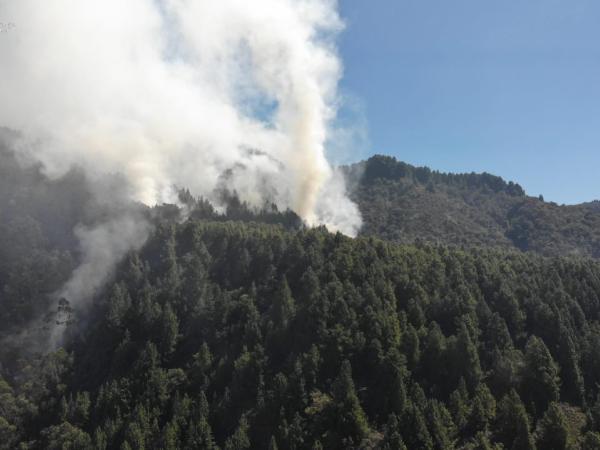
[381,414,407,450]
[330,360,370,444]
[41,421,92,450]
[225,415,251,450]
[535,403,569,450]
[2,191,600,447]
[521,336,561,415]
[495,390,535,450]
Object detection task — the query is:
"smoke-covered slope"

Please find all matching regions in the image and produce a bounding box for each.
[0,140,302,350]
[347,155,600,258]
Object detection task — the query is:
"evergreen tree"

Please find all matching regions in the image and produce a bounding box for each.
[158,303,179,356]
[450,378,471,433]
[521,336,560,414]
[272,276,296,329]
[495,390,535,450]
[556,325,585,406]
[224,415,251,450]
[456,320,483,390]
[331,360,370,444]
[381,414,408,450]
[400,402,434,450]
[401,324,420,370]
[185,417,216,449]
[468,383,496,434]
[535,403,569,450]
[426,399,456,449]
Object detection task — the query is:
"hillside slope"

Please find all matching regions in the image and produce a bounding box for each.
[2,144,600,447]
[4,220,600,448]
[346,155,600,258]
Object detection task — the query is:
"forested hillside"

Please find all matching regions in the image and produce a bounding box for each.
[4,142,600,448]
[347,155,600,258]
[0,139,300,348]
[4,218,600,448]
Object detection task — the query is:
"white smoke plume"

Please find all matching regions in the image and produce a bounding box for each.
[0,0,362,235]
[49,213,152,347]
[58,216,151,307]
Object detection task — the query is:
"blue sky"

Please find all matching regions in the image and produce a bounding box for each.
[336,0,600,204]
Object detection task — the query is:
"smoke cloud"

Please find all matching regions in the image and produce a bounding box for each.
[49,213,152,347]
[0,0,362,235]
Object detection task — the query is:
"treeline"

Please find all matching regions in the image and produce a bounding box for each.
[3,220,600,448]
[351,155,525,197]
[347,155,600,258]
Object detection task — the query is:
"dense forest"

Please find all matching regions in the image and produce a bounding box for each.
[3,142,600,449]
[346,155,600,258]
[5,218,600,449]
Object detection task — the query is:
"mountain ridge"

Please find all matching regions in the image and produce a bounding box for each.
[346,155,600,258]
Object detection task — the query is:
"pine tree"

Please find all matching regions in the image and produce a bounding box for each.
[495,390,535,450]
[381,414,408,450]
[272,276,296,329]
[224,415,251,450]
[521,336,560,414]
[420,322,447,391]
[400,402,434,450]
[556,325,585,406]
[158,303,179,356]
[162,420,179,450]
[468,383,496,434]
[450,378,471,433]
[456,321,483,390]
[331,360,370,443]
[185,417,216,449]
[94,428,108,450]
[401,324,420,370]
[426,399,456,449]
[190,343,213,390]
[107,283,132,329]
[536,403,568,450]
